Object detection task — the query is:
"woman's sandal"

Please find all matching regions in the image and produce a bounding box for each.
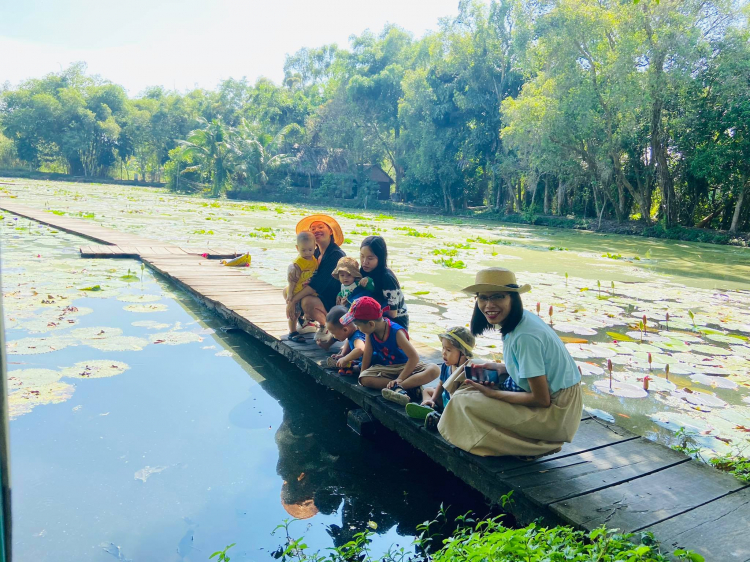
[515,446,562,462]
[381,384,411,406]
[405,403,434,420]
[424,411,441,431]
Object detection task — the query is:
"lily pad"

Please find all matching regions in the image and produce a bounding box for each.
[150,331,203,345]
[7,368,61,389]
[85,336,149,352]
[60,360,130,379]
[689,344,732,356]
[6,336,72,355]
[71,326,123,340]
[674,389,728,408]
[117,294,162,303]
[593,380,648,398]
[123,304,169,313]
[576,362,604,376]
[689,374,738,390]
[8,381,75,419]
[131,321,171,329]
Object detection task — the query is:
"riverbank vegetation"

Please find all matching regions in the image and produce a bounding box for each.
[261,509,704,561]
[2,0,749,236]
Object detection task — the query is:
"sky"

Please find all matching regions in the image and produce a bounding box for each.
[0,0,467,96]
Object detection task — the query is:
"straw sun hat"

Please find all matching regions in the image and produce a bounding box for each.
[296,214,345,246]
[461,267,531,294]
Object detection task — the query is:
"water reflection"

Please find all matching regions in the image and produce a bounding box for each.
[220,323,492,549]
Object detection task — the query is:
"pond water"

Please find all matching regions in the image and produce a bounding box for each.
[2,179,750,482]
[1,217,489,561]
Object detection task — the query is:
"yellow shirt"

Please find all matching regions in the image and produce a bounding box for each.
[293,256,318,295]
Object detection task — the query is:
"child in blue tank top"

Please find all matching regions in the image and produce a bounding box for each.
[340,297,439,406]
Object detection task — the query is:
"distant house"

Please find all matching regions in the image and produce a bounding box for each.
[289,146,394,200]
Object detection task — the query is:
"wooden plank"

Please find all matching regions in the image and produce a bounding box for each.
[501,437,689,505]
[643,487,750,560]
[165,247,189,255]
[550,459,746,532]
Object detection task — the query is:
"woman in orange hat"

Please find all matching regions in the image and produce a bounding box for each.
[437,267,583,460]
[286,214,346,343]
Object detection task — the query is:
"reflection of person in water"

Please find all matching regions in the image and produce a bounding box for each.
[227,330,489,548]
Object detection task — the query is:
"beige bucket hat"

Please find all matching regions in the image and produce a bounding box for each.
[461,267,531,294]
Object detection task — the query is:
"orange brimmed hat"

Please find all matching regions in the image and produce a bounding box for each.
[296,214,345,246]
[461,267,531,294]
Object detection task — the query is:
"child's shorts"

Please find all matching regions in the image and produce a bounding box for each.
[358,361,430,383]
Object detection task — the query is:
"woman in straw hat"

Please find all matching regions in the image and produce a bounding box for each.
[437,267,582,459]
[286,214,346,343]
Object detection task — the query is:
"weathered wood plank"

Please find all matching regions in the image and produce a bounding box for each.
[550,459,746,532]
[643,487,750,560]
[502,436,689,505]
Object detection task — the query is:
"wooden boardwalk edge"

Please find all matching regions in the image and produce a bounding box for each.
[3,199,749,560]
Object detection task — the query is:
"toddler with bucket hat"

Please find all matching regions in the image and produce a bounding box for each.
[405,326,473,427]
[333,256,374,308]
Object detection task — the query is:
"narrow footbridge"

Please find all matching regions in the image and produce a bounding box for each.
[2,200,748,560]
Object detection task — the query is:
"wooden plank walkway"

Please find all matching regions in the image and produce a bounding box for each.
[3,199,749,559]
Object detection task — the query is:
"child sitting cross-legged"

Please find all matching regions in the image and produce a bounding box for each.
[340,296,440,405]
[405,327,474,427]
[324,305,366,376]
[333,257,374,308]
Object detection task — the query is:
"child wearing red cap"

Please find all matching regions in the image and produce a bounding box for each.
[341,296,439,405]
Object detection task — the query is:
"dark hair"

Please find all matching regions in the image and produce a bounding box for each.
[326,305,349,327]
[469,292,524,337]
[360,235,398,291]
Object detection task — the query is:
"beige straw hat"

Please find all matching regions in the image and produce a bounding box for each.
[461,267,531,294]
[296,214,345,246]
[332,256,362,279]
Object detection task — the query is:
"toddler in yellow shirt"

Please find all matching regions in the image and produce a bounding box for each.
[284,231,318,341]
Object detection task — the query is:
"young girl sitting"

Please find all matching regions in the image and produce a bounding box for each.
[333,257,374,308]
[359,236,409,329]
[340,296,439,405]
[405,327,474,422]
[324,305,366,376]
[283,231,318,342]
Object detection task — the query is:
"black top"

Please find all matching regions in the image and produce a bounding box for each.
[374,268,408,329]
[308,242,346,311]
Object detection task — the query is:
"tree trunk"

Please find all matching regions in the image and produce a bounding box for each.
[495,176,503,210]
[543,175,551,215]
[730,184,747,234]
[556,178,565,216]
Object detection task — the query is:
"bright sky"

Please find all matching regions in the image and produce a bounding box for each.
[0,0,466,96]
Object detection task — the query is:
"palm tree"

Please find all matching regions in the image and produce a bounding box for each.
[179,118,234,197]
[235,121,302,195]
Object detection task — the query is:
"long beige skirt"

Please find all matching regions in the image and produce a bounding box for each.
[437,383,583,457]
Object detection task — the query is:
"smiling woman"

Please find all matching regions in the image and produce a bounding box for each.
[437,268,583,460]
[285,214,346,342]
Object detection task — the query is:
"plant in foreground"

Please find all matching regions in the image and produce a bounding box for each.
[258,511,702,562]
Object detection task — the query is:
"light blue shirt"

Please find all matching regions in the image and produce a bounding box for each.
[502,310,581,394]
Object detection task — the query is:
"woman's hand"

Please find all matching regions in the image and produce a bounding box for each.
[464,379,498,397]
[359,277,371,288]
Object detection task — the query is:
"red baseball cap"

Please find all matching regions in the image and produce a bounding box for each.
[340,296,384,325]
